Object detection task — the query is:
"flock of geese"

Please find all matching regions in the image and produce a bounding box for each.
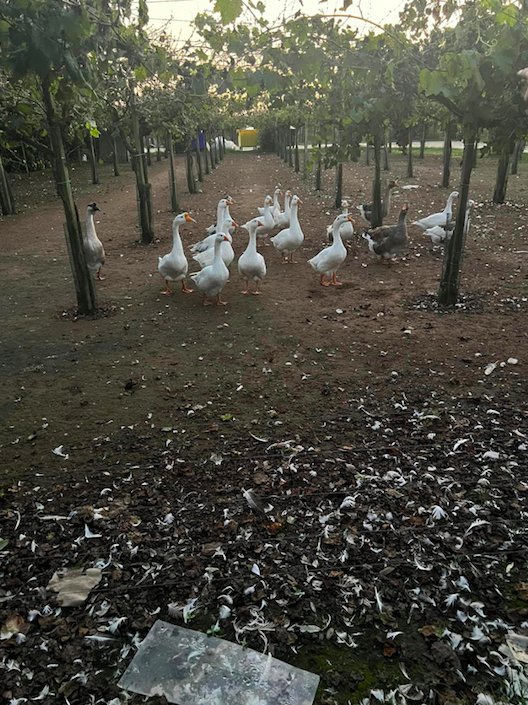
[82,185,474,306]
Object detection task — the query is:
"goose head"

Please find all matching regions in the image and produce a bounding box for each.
[274,188,282,196]
[242,218,263,231]
[87,202,100,214]
[290,195,302,207]
[388,180,398,189]
[174,212,196,226]
[450,191,460,199]
[264,195,273,206]
[341,199,349,209]
[334,213,354,227]
[225,195,235,205]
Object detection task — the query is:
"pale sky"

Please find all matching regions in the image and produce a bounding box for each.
[141,0,407,45]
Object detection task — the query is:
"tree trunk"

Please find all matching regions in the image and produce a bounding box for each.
[186,149,196,193]
[164,135,169,159]
[21,142,29,174]
[112,136,120,177]
[89,133,99,185]
[194,133,203,182]
[0,153,16,215]
[438,133,476,306]
[156,137,161,162]
[334,163,343,209]
[288,129,293,167]
[146,141,152,167]
[407,128,414,178]
[221,132,226,159]
[282,130,287,161]
[303,122,309,179]
[41,76,96,315]
[294,128,300,172]
[275,127,280,156]
[168,131,180,213]
[511,140,524,175]
[203,131,210,175]
[130,90,154,244]
[366,143,371,166]
[383,130,389,171]
[209,140,217,169]
[442,120,452,189]
[388,134,392,153]
[77,145,83,166]
[493,141,513,204]
[370,131,383,228]
[214,136,220,165]
[315,142,322,191]
[419,124,426,159]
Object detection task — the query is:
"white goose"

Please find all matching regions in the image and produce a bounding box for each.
[270,195,304,263]
[190,233,230,306]
[158,212,196,294]
[238,218,267,294]
[413,191,459,231]
[327,200,355,244]
[84,203,105,280]
[192,217,237,269]
[425,199,475,246]
[258,189,281,220]
[275,190,291,230]
[204,196,235,237]
[256,195,275,240]
[310,213,352,286]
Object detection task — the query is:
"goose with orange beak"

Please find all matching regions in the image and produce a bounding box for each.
[158,212,196,294]
[238,218,267,294]
[270,195,304,263]
[309,212,353,286]
[190,233,231,305]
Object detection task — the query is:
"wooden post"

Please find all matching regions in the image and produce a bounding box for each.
[186,148,196,193]
[294,128,300,172]
[334,163,343,209]
[168,131,180,213]
[209,139,217,169]
[511,140,524,175]
[366,143,371,166]
[383,130,389,171]
[288,129,293,167]
[89,133,99,185]
[203,130,210,175]
[438,134,476,306]
[156,136,162,162]
[370,131,383,228]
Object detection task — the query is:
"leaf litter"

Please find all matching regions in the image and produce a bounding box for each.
[1,390,528,703]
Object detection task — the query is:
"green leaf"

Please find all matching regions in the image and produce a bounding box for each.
[0,539,8,551]
[220,413,232,421]
[214,0,243,24]
[134,65,148,82]
[496,3,517,25]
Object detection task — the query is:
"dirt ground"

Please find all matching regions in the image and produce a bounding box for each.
[1,150,528,704]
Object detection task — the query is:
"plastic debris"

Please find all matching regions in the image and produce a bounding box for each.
[119,621,320,704]
[46,568,102,606]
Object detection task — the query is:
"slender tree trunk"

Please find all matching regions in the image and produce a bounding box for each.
[77,145,83,166]
[194,133,203,182]
[130,90,154,244]
[20,142,29,174]
[419,124,426,159]
[209,140,216,169]
[186,149,196,193]
[221,132,226,159]
[442,120,452,189]
[511,140,524,175]
[383,130,389,171]
[334,163,343,209]
[214,136,220,165]
[275,127,280,156]
[407,128,414,178]
[438,133,476,306]
[315,142,322,191]
[388,134,392,153]
[370,131,383,228]
[156,137,161,162]
[493,141,513,204]
[294,128,300,172]
[282,130,287,161]
[0,153,16,215]
[366,143,371,166]
[288,129,293,167]
[303,122,309,179]
[112,136,120,177]
[41,76,96,314]
[168,131,180,213]
[146,140,152,167]
[89,133,99,185]
[164,135,169,159]
[203,131,210,175]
